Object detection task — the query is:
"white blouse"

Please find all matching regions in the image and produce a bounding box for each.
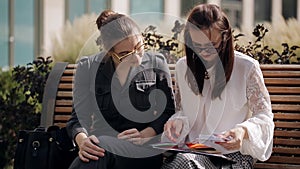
[161,51,274,161]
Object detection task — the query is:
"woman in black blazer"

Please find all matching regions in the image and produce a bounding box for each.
[67,10,175,169]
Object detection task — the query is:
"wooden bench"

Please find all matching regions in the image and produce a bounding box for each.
[40,62,300,169]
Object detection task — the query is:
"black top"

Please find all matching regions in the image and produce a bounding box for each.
[66,52,175,142]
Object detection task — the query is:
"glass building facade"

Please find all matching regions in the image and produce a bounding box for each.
[130,0,164,23]
[0,0,35,68]
[0,0,299,68]
[66,0,110,22]
[0,0,9,68]
[283,0,298,20]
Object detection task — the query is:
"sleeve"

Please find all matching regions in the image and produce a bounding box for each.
[148,54,175,134]
[66,109,89,140]
[66,57,93,140]
[236,62,275,161]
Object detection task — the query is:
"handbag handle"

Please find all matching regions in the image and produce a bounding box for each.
[34,126,46,132]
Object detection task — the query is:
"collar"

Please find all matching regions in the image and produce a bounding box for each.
[97,54,115,81]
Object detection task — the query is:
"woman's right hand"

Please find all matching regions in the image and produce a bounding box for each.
[163,119,183,142]
[75,133,105,162]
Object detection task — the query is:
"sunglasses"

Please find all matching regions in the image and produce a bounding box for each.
[192,42,222,55]
[111,41,145,63]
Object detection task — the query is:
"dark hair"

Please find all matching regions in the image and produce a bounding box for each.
[184,4,234,99]
[95,9,141,51]
[96,9,117,30]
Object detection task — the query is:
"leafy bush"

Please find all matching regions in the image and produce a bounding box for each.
[142,20,185,63]
[0,57,53,168]
[143,21,300,64]
[234,24,300,64]
[252,17,300,61]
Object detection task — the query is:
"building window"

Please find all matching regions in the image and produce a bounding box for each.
[181,0,206,17]
[0,0,36,68]
[67,0,85,22]
[255,0,271,23]
[130,0,163,23]
[222,0,242,28]
[66,0,109,22]
[14,0,35,66]
[282,0,297,20]
[0,0,9,68]
[90,0,110,15]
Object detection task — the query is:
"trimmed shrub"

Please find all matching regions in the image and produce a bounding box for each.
[0,57,53,168]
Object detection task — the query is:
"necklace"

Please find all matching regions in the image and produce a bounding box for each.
[205,71,210,79]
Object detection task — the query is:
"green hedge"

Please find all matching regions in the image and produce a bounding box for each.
[0,57,52,168]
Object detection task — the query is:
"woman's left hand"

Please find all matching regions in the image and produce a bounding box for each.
[117,128,144,145]
[216,127,248,151]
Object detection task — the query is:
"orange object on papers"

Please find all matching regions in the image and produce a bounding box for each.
[185,143,211,149]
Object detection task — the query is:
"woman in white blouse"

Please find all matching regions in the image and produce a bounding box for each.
[161,4,274,169]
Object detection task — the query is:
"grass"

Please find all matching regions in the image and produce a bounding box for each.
[50,13,99,63]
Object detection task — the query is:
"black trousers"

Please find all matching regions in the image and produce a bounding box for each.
[68,136,163,169]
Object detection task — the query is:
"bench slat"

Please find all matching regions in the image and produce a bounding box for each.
[272,147,300,155]
[274,121,300,129]
[263,71,300,78]
[264,78,300,85]
[53,122,67,128]
[63,69,75,75]
[267,87,300,94]
[270,95,300,103]
[254,163,300,169]
[58,83,73,89]
[265,156,300,164]
[55,107,73,113]
[54,115,72,121]
[66,64,77,69]
[260,65,300,70]
[55,100,73,106]
[274,113,300,120]
[57,91,73,97]
[60,76,74,82]
[273,138,300,146]
[169,70,176,77]
[274,130,300,138]
[272,104,300,112]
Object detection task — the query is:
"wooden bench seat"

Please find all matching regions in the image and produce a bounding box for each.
[40,62,300,169]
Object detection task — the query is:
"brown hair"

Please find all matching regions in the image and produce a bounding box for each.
[96,9,117,30]
[184,4,234,99]
[95,9,141,51]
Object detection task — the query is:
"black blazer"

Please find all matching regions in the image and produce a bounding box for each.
[66,52,175,142]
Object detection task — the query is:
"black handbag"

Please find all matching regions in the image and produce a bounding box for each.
[14,125,78,169]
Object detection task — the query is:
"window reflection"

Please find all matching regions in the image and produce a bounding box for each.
[181,0,206,16]
[283,0,297,20]
[130,0,163,23]
[14,0,34,66]
[0,0,9,67]
[255,0,271,23]
[222,0,242,29]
